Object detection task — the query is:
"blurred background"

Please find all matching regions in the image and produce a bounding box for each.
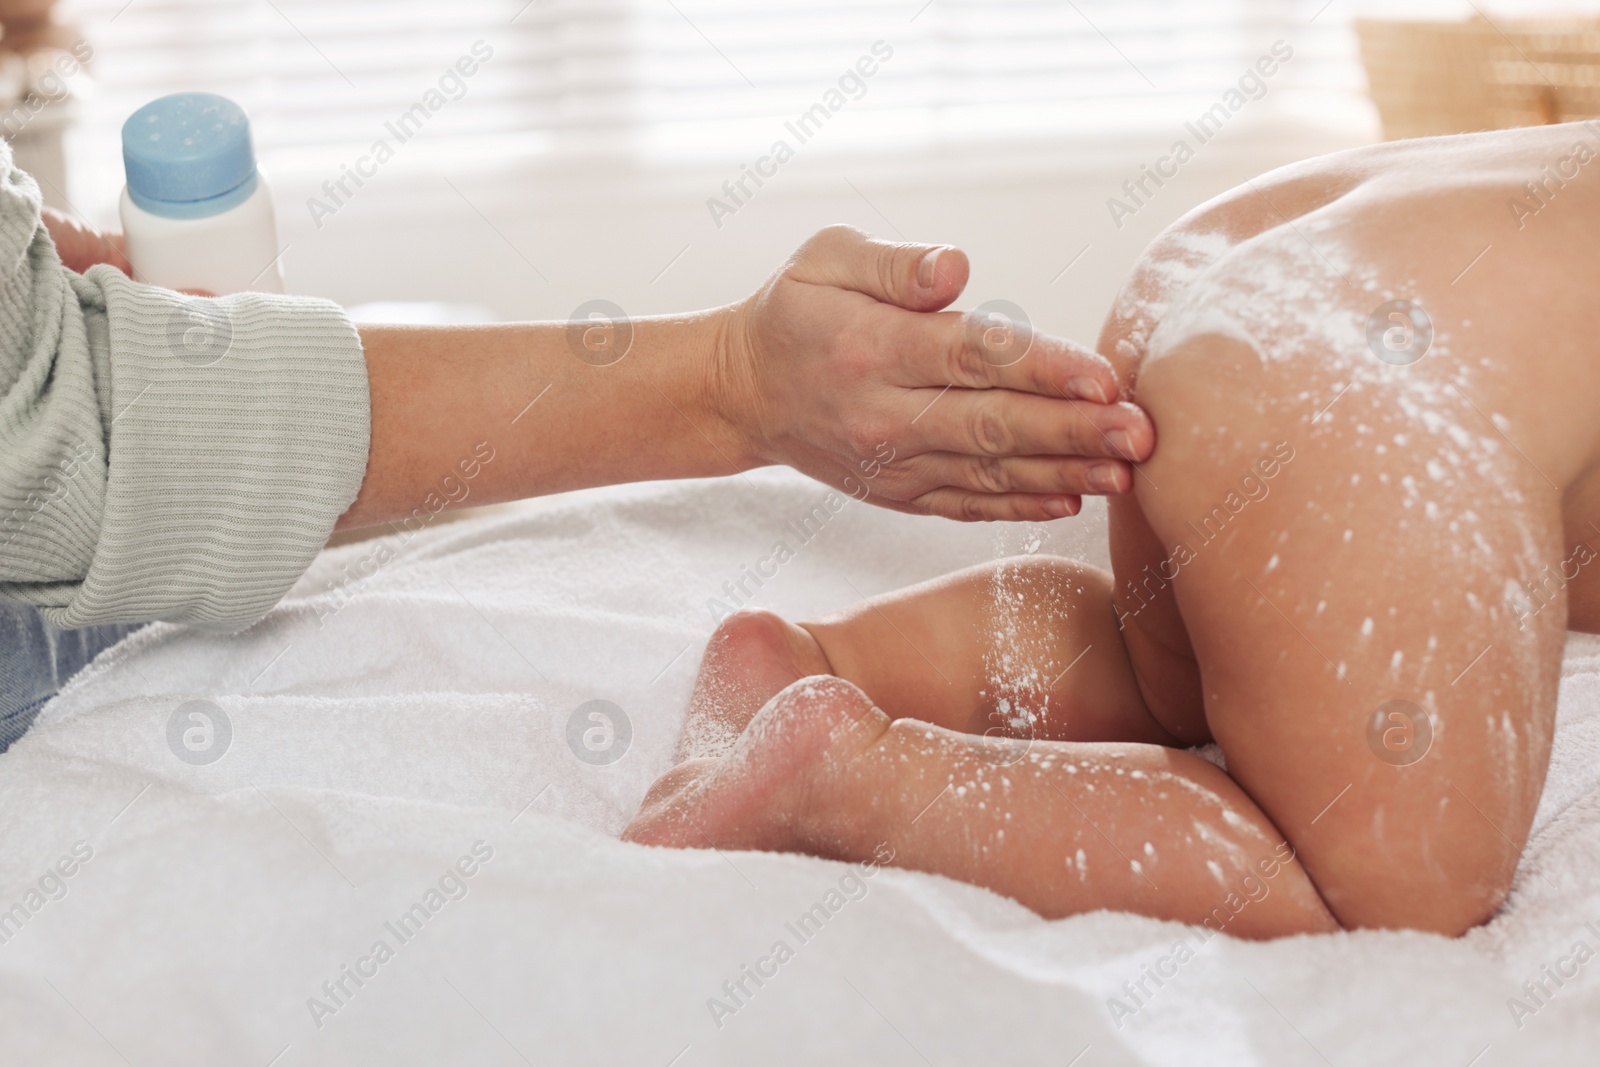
[3,0,1599,342]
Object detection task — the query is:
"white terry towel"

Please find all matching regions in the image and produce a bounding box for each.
[1,468,1597,1065]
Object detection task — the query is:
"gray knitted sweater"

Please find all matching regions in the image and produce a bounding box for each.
[0,142,369,632]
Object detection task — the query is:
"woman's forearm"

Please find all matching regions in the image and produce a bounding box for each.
[337,309,752,531]
[339,225,1161,531]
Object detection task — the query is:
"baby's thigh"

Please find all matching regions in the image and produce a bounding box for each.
[1134,331,1565,934]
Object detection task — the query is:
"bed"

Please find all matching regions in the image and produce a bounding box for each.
[2,468,1596,1065]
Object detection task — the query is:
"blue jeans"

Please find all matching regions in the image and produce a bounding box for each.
[0,604,142,753]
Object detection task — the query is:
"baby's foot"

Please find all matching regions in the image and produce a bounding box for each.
[678,610,833,759]
[623,676,889,854]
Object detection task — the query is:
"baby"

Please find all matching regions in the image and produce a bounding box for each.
[625,122,1600,938]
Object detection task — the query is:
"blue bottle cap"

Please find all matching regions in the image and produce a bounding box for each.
[122,92,260,219]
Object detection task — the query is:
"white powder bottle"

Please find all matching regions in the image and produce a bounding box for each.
[118,92,284,295]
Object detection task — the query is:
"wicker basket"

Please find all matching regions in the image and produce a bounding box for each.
[1357,15,1600,139]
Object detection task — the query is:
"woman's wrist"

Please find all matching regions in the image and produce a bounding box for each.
[699,299,770,472]
[614,305,765,480]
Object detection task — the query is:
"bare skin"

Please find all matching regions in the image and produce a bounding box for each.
[625,122,1600,938]
[341,226,1153,531]
[34,215,1157,528]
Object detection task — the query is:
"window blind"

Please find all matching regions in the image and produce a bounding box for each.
[59,0,1599,235]
[53,0,1378,183]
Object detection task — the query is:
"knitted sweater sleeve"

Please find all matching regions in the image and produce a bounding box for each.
[0,144,369,631]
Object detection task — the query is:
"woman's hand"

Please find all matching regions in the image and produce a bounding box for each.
[342,226,1156,534]
[714,225,1154,522]
[41,205,133,276]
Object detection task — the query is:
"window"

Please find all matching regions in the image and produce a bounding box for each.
[51,0,1584,315]
[54,0,1378,196]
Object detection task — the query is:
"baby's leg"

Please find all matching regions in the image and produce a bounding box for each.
[626,676,1337,938]
[679,556,1186,761]
[676,608,833,759]
[1130,329,1565,934]
[808,557,1190,744]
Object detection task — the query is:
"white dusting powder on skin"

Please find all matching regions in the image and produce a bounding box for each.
[1489,710,1521,796]
[679,714,741,760]
[982,534,1058,740]
[1137,213,1555,714]
[1147,228,1409,373]
[1023,188,1570,895]
[1220,810,1253,835]
[678,661,751,760]
[1192,820,1249,869]
[1112,229,1237,360]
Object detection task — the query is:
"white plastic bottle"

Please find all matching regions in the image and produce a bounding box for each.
[118,92,284,295]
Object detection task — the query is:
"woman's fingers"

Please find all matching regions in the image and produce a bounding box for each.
[41,206,133,276]
[901,452,1133,496]
[906,388,1152,468]
[872,453,1128,520]
[892,306,1127,407]
[786,223,971,313]
[908,488,1082,523]
[738,223,1158,522]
